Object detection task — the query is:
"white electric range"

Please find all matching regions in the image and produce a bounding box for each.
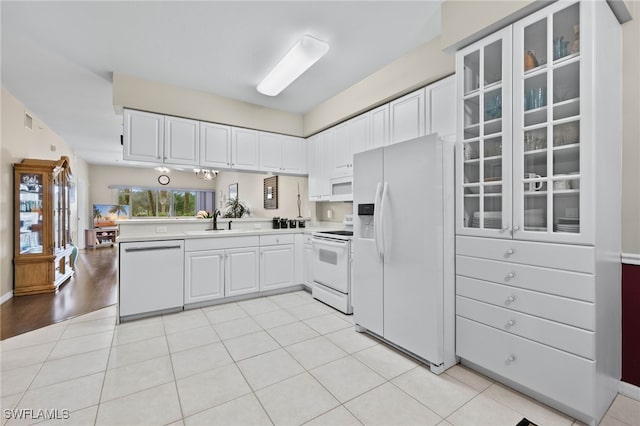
[311,215,353,314]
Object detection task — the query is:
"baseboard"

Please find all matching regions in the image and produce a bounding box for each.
[621,252,640,265]
[619,381,640,401]
[0,290,14,305]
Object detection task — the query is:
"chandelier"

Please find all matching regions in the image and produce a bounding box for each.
[193,168,219,180]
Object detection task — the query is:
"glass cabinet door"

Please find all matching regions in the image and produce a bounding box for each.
[456,27,512,238]
[513,2,583,243]
[18,172,45,254]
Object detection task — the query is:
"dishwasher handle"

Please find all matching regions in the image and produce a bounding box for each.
[125,245,182,253]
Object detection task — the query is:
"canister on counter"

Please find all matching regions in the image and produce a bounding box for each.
[289,219,297,228]
[280,218,288,229]
[272,217,280,229]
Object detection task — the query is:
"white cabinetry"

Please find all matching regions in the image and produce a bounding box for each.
[427,76,456,138]
[184,236,260,304]
[454,2,621,424]
[231,128,260,171]
[259,234,295,291]
[303,234,313,288]
[370,104,390,149]
[332,122,352,178]
[200,122,232,168]
[123,109,164,162]
[307,129,333,201]
[184,250,224,304]
[259,132,306,174]
[164,116,199,165]
[390,88,426,144]
[226,247,260,296]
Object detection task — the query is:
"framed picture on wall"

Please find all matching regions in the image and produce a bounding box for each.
[264,176,278,209]
[229,183,238,201]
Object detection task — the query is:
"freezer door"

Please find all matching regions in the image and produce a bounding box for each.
[353,147,384,336]
[382,134,445,363]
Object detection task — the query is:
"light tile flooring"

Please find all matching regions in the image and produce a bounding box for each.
[1,290,638,426]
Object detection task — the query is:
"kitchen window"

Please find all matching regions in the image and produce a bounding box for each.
[113,187,213,217]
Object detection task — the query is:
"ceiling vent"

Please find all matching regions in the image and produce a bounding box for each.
[24,112,33,130]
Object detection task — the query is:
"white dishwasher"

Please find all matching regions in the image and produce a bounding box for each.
[119,240,184,319]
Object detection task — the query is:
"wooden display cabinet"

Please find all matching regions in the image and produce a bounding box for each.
[14,156,74,295]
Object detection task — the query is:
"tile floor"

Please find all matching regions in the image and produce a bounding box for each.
[1,290,638,426]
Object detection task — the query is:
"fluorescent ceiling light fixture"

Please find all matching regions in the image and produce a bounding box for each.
[257,35,329,96]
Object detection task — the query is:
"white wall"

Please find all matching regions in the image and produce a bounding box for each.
[214,170,311,220]
[1,87,90,299]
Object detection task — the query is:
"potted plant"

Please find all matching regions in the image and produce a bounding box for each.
[223,198,251,218]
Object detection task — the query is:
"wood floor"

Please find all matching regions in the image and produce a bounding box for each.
[1,247,118,340]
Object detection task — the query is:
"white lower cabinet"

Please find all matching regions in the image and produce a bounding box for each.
[260,235,295,291]
[226,247,260,296]
[184,250,224,304]
[303,243,313,287]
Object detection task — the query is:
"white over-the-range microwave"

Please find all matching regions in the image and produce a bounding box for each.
[330,176,353,201]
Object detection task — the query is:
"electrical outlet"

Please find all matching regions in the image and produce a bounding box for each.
[156,226,167,233]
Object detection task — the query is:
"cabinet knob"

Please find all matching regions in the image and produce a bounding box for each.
[506,249,514,256]
[506,355,516,364]
[501,225,509,231]
[506,272,515,280]
[506,320,515,328]
[505,295,516,305]
[513,225,520,232]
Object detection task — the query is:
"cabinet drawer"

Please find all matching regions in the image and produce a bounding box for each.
[457,255,594,302]
[260,234,294,246]
[457,316,594,415]
[456,236,594,274]
[457,275,594,330]
[185,236,259,251]
[457,296,594,359]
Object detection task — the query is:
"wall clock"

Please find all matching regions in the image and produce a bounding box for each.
[158,175,170,185]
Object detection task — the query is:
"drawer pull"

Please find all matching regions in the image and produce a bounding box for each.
[506,320,516,328]
[500,225,509,232]
[506,355,516,364]
[506,272,515,280]
[505,295,516,305]
[506,249,514,256]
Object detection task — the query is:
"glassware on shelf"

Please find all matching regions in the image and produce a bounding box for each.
[553,36,570,60]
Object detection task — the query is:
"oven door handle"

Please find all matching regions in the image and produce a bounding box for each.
[312,239,348,249]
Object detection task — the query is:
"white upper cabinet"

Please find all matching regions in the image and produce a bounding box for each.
[307,135,321,201]
[456,27,513,240]
[350,112,370,155]
[123,109,164,162]
[281,135,306,174]
[200,122,231,168]
[259,133,306,174]
[318,129,334,200]
[457,0,598,246]
[332,121,352,178]
[390,88,426,145]
[258,132,283,173]
[231,128,259,171]
[370,104,390,149]
[427,76,456,138]
[164,116,199,165]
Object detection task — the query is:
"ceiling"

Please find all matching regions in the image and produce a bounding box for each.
[1,1,442,166]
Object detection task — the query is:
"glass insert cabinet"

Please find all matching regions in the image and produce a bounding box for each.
[456,1,592,244]
[13,156,74,295]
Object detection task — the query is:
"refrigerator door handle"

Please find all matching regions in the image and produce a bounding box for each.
[373,182,383,259]
[380,182,389,257]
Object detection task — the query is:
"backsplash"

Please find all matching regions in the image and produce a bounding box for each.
[315,202,354,223]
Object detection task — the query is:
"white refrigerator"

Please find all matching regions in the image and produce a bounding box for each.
[352,134,456,374]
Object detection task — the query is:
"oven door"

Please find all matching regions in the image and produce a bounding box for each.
[311,236,350,293]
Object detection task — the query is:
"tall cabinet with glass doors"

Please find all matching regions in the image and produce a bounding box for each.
[14,156,75,295]
[454,2,622,425]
